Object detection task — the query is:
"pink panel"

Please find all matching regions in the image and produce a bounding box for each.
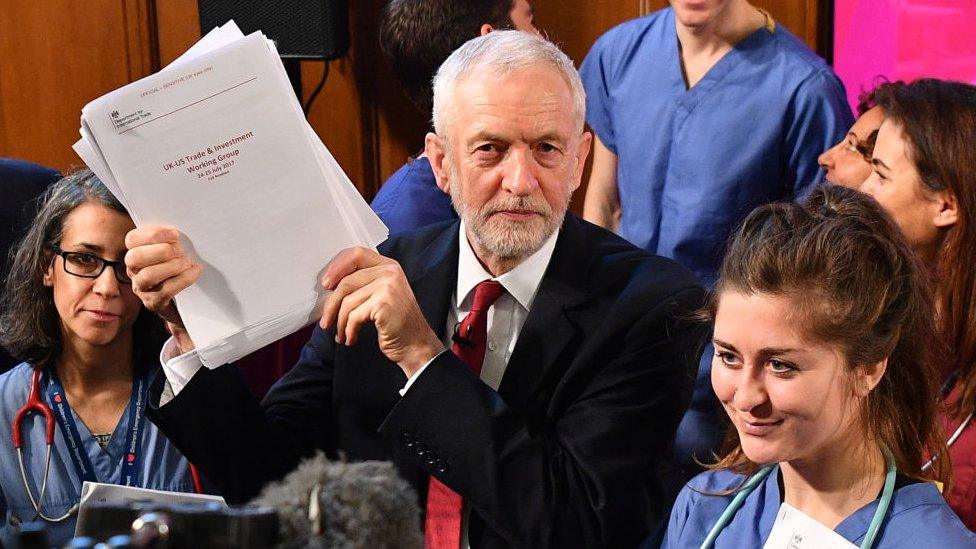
[834,0,976,111]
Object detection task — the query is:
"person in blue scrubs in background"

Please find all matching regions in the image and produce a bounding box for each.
[663,185,976,548]
[579,0,854,481]
[0,170,197,546]
[371,0,540,235]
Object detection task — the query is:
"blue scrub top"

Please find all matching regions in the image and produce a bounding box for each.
[370,156,457,236]
[0,362,196,547]
[662,467,976,548]
[580,8,853,288]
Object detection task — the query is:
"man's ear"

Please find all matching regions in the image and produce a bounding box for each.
[424,132,451,194]
[933,190,959,229]
[854,358,888,398]
[570,131,593,193]
[480,23,494,36]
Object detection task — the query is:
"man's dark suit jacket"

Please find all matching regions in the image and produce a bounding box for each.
[147,214,707,547]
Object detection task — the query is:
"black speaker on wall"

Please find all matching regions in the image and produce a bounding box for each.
[197,0,350,60]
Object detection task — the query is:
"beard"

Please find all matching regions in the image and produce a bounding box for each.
[451,184,567,261]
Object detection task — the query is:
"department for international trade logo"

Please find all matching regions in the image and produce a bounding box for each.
[108,108,152,132]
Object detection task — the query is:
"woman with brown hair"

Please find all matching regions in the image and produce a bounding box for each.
[860,78,976,530]
[662,186,975,547]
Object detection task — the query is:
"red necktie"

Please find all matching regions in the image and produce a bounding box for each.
[425,280,505,549]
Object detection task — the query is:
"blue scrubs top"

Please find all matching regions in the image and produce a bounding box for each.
[370,156,457,236]
[0,362,196,547]
[663,467,976,548]
[580,7,853,288]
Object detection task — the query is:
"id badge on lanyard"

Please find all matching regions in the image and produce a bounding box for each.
[763,502,858,549]
[46,368,149,487]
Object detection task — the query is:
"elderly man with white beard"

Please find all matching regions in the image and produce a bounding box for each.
[124,31,706,548]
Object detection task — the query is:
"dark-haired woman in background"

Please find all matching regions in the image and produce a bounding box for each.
[0,170,198,546]
[662,186,975,547]
[860,78,976,530]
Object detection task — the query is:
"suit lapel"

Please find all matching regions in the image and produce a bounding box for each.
[499,216,594,407]
[406,222,460,341]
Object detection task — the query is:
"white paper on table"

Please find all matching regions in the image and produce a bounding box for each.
[75,481,226,536]
[79,31,387,367]
[763,502,858,549]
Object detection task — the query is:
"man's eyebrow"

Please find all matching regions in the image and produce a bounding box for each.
[534,132,567,143]
[469,131,507,144]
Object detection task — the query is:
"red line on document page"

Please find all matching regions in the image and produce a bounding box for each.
[119,77,259,135]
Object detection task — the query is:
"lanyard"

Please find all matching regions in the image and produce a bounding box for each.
[46,367,149,487]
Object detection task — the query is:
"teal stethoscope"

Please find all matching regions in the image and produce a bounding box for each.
[700,445,897,549]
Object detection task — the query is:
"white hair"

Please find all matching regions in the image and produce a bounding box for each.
[431,30,586,137]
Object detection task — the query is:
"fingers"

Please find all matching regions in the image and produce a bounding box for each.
[124,225,200,325]
[342,294,382,347]
[125,225,180,249]
[320,262,401,330]
[320,247,391,290]
[334,284,373,344]
[130,254,196,293]
[133,263,202,319]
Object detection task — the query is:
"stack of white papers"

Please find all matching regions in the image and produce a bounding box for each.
[74,22,388,368]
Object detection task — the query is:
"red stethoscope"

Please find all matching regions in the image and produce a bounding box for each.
[12,369,76,522]
[11,368,204,523]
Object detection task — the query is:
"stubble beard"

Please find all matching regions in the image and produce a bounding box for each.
[449,177,567,261]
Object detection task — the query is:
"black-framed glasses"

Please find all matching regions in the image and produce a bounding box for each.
[51,246,131,284]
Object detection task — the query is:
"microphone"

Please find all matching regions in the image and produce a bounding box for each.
[451,321,474,348]
[250,453,422,548]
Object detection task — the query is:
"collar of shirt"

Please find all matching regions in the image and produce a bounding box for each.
[455,220,559,311]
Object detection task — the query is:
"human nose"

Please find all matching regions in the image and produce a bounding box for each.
[818,144,837,171]
[92,264,123,297]
[731,369,768,414]
[501,147,539,197]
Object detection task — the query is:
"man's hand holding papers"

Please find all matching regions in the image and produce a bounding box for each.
[319,247,444,378]
[125,225,202,354]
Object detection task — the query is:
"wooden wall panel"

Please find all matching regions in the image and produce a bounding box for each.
[155,0,201,66]
[0,0,157,172]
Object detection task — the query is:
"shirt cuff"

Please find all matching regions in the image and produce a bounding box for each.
[157,337,204,405]
[398,350,447,397]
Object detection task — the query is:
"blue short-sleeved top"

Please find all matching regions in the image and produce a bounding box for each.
[663,467,976,548]
[580,8,853,287]
[370,156,457,236]
[0,362,196,547]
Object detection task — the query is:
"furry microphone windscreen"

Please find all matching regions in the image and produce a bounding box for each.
[251,453,423,549]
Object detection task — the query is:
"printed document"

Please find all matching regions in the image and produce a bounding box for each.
[74,24,387,367]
